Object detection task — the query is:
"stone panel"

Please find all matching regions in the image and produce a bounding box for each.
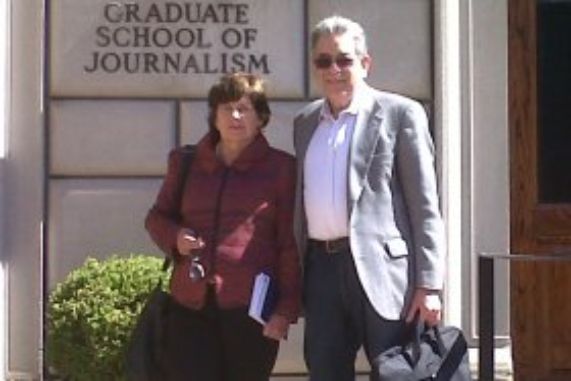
[263,102,304,155]
[309,0,432,100]
[273,319,305,373]
[48,179,163,287]
[179,101,209,145]
[50,0,304,98]
[50,100,175,176]
[180,100,303,154]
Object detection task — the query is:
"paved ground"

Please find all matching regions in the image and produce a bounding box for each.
[271,371,514,380]
[271,347,514,380]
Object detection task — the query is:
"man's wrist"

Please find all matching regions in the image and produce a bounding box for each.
[416,287,441,295]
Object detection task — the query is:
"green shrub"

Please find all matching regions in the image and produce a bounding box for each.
[46,255,169,381]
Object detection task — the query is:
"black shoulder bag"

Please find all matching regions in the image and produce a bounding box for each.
[125,145,195,381]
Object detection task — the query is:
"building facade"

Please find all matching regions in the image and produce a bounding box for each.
[1,0,516,379]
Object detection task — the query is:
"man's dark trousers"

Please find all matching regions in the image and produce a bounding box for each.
[303,241,406,381]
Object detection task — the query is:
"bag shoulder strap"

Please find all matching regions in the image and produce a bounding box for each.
[435,327,468,381]
[174,144,196,212]
[162,144,196,272]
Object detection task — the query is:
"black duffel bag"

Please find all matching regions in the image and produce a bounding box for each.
[373,317,471,381]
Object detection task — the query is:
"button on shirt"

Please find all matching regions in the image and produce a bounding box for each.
[304,101,357,240]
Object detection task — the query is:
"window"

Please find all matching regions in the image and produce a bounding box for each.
[537,0,571,203]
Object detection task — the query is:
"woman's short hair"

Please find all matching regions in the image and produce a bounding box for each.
[207,72,271,141]
[311,15,368,57]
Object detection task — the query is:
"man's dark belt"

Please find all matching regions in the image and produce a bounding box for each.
[309,237,350,254]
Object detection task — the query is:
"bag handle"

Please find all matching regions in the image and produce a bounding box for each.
[409,312,447,365]
[409,313,469,381]
[399,312,423,366]
[161,144,196,272]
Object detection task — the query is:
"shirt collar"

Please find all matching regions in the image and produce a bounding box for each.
[197,132,270,173]
[319,83,368,121]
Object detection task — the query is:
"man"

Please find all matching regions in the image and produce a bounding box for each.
[293,15,446,380]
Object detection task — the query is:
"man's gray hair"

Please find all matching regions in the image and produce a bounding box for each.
[311,15,368,57]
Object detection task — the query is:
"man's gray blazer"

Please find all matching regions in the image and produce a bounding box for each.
[293,85,446,320]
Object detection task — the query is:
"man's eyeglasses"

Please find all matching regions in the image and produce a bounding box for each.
[313,55,355,70]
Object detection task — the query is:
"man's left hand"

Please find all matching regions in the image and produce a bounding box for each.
[405,288,442,327]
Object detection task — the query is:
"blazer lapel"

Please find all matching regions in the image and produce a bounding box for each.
[348,94,384,213]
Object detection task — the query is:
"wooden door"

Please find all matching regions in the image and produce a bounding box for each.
[510,0,571,380]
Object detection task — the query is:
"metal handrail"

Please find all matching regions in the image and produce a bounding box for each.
[478,252,571,381]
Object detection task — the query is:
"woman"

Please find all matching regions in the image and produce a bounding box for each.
[145,73,301,381]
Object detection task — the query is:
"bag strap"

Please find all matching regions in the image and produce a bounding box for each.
[434,328,468,381]
[161,144,196,272]
[410,314,424,364]
[407,311,429,365]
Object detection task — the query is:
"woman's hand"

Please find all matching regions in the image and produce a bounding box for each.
[263,314,290,341]
[176,228,205,256]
